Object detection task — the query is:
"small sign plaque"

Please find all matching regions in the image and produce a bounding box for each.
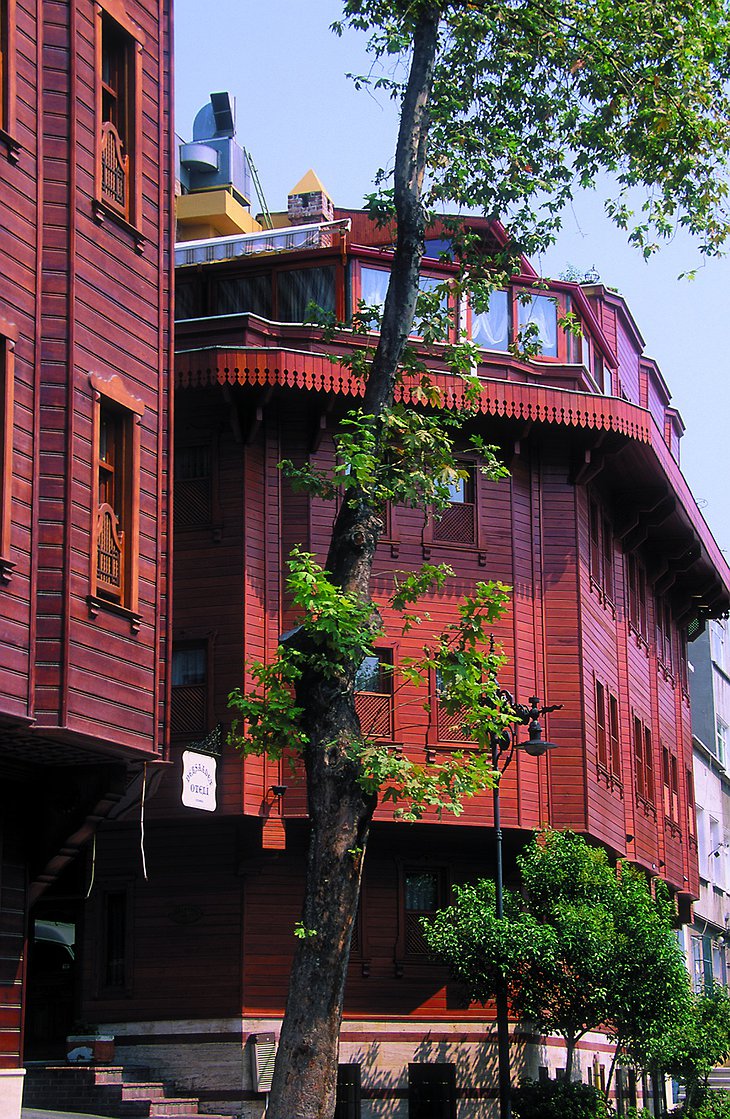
[181,750,217,812]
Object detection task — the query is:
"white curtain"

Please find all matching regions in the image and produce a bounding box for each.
[518,293,558,356]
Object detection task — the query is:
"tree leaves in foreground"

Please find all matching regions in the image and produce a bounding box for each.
[423,830,692,1081]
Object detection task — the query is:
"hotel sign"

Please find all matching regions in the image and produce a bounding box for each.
[181,750,217,812]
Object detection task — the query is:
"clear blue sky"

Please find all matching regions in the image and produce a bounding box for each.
[175,0,730,556]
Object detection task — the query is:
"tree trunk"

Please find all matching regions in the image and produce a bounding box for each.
[564,1035,576,1081]
[265,8,441,1119]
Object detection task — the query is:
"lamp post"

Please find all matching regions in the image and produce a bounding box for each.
[491,693,562,1119]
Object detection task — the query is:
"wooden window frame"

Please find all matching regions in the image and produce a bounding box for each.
[588,496,614,604]
[88,372,143,627]
[633,713,655,810]
[94,880,134,998]
[514,288,562,361]
[170,637,212,743]
[399,866,447,961]
[609,693,621,779]
[0,0,18,159]
[627,553,648,642]
[354,647,395,742]
[595,679,607,769]
[0,323,16,581]
[424,461,487,561]
[93,0,144,231]
[595,677,621,786]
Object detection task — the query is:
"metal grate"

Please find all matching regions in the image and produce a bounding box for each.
[433,502,475,544]
[355,691,392,739]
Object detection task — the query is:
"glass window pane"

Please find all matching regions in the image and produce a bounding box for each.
[405,871,439,912]
[355,655,381,693]
[172,645,206,686]
[212,273,272,318]
[517,293,558,357]
[359,266,390,328]
[471,289,509,351]
[277,266,336,322]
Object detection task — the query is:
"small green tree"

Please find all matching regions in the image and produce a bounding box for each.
[423,830,692,1081]
[647,986,730,1113]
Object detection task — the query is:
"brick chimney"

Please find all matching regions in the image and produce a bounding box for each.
[287,169,334,226]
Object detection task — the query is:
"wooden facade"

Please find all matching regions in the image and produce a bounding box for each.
[0,0,172,1109]
[71,211,730,1116]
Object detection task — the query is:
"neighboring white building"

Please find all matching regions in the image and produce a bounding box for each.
[687,618,730,989]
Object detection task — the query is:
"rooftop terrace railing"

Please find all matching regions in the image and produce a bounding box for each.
[175,218,351,268]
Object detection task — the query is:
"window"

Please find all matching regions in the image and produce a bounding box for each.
[633,715,654,805]
[587,498,613,600]
[89,373,143,618]
[212,273,273,318]
[716,719,728,767]
[0,0,17,145]
[596,681,621,781]
[434,666,473,744]
[596,680,607,769]
[433,466,476,545]
[100,887,131,994]
[710,622,729,675]
[408,1063,456,1119]
[656,599,674,670]
[0,329,15,579]
[357,266,450,338]
[516,293,558,357]
[175,445,212,530]
[687,769,696,841]
[96,3,142,224]
[171,642,208,739]
[354,651,393,740]
[470,289,510,352]
[278,266,336,322]
[404,870,444,957]
[627,554,648,639]
[662,744,679,823]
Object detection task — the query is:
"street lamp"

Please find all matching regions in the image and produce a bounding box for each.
[491,692,562,1119]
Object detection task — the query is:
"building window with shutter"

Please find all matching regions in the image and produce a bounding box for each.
[95,2,142,226]
[0,0,18,146]
[633,714,654,808]
[588,497,614,602]
[98,885,132,995]
[354,651,393,740]
[627,554,648,641]
[403,869,445,957]
[595,679,621,785]
[89,373,143,620]
[433,465,476,545]
[0,330,15,580]
[175,444,212,529]
[171,642,208,740]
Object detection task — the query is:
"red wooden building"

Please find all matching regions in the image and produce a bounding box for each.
[64,154,730,1117]
[0,1,173,1114]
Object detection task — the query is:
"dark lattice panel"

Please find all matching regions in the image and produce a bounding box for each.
[436,703,473,743]
[171,684,207,738]
[175,477,211,528]
[355,691,392,739]
[433,502,475,544]
[405,911,431,955]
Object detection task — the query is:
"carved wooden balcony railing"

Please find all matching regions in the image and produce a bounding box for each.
[100,121,129,219]
[96,501,124,600]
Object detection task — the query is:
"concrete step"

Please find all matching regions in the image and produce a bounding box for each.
[121,1084,166,1101]
[148,1102,199,1117]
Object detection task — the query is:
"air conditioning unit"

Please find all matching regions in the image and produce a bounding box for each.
[250,1032,276,1093]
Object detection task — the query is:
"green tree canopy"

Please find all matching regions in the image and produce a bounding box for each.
[423,830,692,1079]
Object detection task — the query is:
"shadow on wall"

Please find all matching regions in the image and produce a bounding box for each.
[342,1027,534,1117]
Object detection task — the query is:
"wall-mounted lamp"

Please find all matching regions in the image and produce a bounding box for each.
[270,785,287,799]
[625,834,634,844]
